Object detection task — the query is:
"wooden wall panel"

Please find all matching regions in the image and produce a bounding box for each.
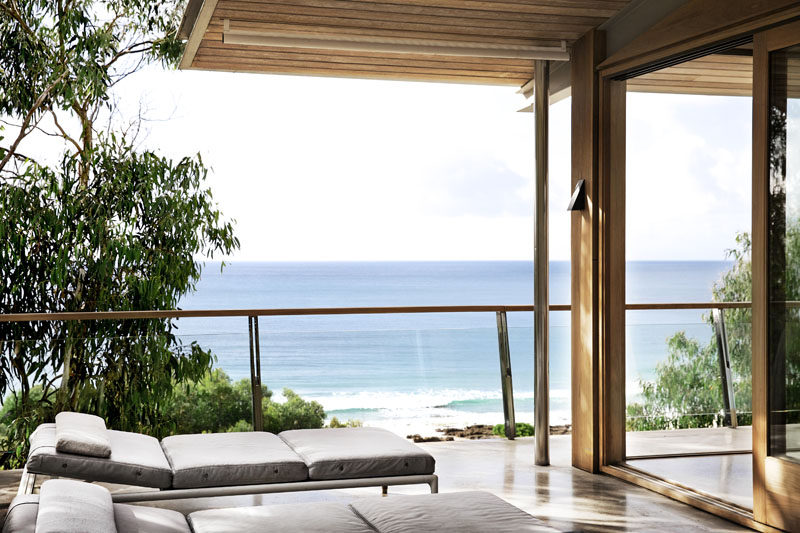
[571,28,603,474]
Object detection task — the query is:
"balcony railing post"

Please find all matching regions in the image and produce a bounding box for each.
[711,308,737,428]
[248,316,264,431]
[496,310,516,440]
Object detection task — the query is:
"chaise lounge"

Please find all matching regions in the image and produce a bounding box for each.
[3,479,562,533]
[20,412,437,502]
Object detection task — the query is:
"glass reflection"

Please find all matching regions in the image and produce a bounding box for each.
[768,44,800,460]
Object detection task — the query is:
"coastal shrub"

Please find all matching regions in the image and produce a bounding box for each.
[328,417,363,428]
[492,422,534,437]
[264,389,326,433]
[0,1,239,467]
[163,369,325,434]
[165,369,256,434]
[226,419,254,433]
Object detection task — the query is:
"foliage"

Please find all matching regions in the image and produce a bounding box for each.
[628,232,755,431]
[163,369,326,434]
[264,389,326,433]
[492,422,534,437]
[164,369,256,434]
[0,0,240,467]
[225,419,254,433]
[328,417,363,428]
[0,135,237,465]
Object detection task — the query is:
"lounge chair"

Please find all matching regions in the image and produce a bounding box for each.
[3,479,562,532]
[20,412,437,502]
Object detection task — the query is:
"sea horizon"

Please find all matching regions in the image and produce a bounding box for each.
[176,260,734,435]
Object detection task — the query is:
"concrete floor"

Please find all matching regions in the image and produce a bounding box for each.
[0,435,751,532]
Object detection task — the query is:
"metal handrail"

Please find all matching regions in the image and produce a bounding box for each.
[0,301,753,437]
[0,301,755,323]
[0,304,568,322]
[625,302,751,310]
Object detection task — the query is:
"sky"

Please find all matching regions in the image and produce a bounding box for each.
[15,64,753,262]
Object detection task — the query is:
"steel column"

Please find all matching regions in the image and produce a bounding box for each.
[496,310,516,439]
[248,316,264,431]
[534,59,550,466]
[712,308,738,428]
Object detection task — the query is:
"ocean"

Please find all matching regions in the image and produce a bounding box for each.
[175,261,732,435]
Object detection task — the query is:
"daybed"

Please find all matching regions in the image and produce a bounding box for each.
[20,412,437,502]
[3,479,562,533]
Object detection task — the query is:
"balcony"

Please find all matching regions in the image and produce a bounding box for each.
[0,436,749,532]
[0,302,754,531]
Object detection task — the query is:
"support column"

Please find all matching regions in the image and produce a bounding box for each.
[534,59,550,466]
[570,29,604,473]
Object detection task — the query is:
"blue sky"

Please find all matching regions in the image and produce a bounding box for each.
[22,65,753,261]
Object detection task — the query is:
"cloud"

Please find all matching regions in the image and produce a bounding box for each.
[419,155,532,217]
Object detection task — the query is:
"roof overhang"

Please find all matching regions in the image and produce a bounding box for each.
[176,0,632,88]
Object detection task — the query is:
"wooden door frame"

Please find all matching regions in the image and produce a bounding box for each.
[569,2,800,531]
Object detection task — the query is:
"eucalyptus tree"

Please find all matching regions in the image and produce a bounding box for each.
[0,1,239,466]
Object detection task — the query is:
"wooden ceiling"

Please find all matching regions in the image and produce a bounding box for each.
[626,50,800,98]
[178,0,632,86]
[626,51,753,97]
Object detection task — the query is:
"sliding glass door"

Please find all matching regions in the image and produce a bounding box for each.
[755,18,800,531]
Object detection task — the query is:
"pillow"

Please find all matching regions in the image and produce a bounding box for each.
[35,479,116,533]
[55,411,112,458]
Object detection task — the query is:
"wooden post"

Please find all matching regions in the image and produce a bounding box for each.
[570,29,603,473]
[599,77,627,467]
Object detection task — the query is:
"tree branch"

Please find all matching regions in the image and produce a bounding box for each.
[104,40,154,70]
[50,110,82,154]
[0,69,70,173]
[0,2,35,39]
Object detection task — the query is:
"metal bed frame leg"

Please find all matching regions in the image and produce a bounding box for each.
[381,484,388,496]
[429,475,438,494]
[17,466,36,496]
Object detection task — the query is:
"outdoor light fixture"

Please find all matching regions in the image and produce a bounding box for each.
[567,179,586,211]
[222,20,570,61]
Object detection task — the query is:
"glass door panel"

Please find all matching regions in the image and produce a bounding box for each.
[768,43,800,462]
[760,22,800,531]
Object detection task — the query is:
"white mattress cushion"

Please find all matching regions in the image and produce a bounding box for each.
[279,427,435,480]
[350,491,561,532]
[114,504,191,533]
[34,479,116,533]
[55,412,112,458]
[27,424,173,488]
[188,502,375,533]
[160,432,308,489]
